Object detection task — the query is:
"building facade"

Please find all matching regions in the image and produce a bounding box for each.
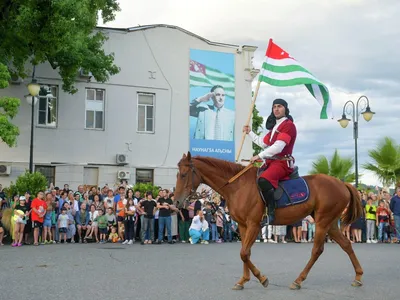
[0,25,258,189]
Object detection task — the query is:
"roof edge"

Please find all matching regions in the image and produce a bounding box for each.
[96,24,256,49]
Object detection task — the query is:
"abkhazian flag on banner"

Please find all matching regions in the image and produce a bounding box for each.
[259,39,333,119]
[189,60,235,99]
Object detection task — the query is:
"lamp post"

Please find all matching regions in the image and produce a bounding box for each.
[26,66,40,173]
[337,95,375,188]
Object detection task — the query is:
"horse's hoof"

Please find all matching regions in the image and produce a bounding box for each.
[351,280,363,287]
[232,284,244,290]
[261,276,269,288]
[289,282,301,290]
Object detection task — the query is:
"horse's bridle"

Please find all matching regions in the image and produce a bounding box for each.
[178,161,203,205]
[187,161,202,199]
[179,160,251,206]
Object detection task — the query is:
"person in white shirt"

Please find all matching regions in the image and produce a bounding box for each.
[104,189,115,211]
[189,210,210,244]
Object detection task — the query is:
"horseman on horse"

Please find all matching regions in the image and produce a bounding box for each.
[243,98,297,224]
[176,99,363,288]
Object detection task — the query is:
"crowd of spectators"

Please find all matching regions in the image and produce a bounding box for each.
[0,183,399,246]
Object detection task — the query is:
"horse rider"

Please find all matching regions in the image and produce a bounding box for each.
[243,98,297,224]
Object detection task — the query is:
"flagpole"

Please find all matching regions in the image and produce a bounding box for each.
[235,38,273,162]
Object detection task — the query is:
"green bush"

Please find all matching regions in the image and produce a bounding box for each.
[15,171,48,197]
[132,182,160,198]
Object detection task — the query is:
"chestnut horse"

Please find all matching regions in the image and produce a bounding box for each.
[174,152,364,290]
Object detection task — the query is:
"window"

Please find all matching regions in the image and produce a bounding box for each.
[85,88,105,129]
[38,85,58,127]
[137,93,154,133]
[136,169,153,184]
[35,165,55,187]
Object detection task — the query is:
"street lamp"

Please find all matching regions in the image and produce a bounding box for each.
[337,95,375,188]
[26,66,40,173]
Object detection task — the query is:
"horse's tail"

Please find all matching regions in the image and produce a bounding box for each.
[341,183,362,227]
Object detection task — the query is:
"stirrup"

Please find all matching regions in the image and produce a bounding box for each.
[264,215,274,225]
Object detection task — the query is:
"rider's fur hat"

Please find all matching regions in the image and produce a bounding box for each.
[265,99,293,130]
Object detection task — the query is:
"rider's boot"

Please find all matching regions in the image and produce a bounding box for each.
[257,177,276,224]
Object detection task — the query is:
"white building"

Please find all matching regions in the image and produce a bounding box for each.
[0,24,258,189]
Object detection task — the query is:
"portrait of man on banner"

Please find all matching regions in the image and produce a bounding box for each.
[189,49,236,161]
[190,84,235,141]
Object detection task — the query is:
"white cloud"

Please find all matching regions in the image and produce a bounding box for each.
[99,0,400,186]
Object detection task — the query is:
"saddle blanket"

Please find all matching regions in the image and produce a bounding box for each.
[274,177,310,209]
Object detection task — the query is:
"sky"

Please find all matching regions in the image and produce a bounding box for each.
[99,0,400,187]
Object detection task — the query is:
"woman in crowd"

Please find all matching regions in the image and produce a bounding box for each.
[92,194,104,211]
[122,198,136,245]
[189,210,209,244]
[85,204,99,243]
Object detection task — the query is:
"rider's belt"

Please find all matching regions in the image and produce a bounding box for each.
[270,154,294,161]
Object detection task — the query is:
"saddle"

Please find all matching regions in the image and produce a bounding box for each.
[257,166,310,209]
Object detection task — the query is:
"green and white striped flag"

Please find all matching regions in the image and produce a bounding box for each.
[189,60,235,98]
[259,39,333,119]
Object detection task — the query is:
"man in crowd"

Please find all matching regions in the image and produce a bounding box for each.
[389,187,400,244]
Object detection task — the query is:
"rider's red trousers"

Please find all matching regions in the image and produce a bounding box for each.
[259,160,292,189]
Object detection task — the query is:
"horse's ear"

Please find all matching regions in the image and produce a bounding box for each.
[187,151,192,161]
[182,153,187,159]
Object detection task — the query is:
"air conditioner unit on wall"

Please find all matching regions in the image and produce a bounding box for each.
[0,164,11,175]
[117,170,131,180]
[9,74,24,85]
[116,154,128,165]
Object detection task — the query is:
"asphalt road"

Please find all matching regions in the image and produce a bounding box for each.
[0,241,399,300]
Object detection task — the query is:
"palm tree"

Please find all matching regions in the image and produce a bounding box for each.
[362,137,400,187]
[310,149,356,183]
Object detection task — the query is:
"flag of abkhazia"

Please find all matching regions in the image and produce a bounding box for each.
[189,60,235,98]
[259,39,333,119]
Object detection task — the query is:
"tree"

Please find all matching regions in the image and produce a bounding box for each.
[0,64,20,147]
[15,171,48,197]
[252,104,264,156]
[0,0,121,146]
[309,149,356,183]
[362,137,400,187]
[132,182,160,198]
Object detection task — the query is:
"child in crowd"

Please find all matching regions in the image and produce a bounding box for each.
[43,199,54,244]
[365,197,377,243]
[12,196,29,247]
[108,227,119,243]
[96,209,108,243]
[58,208,69,243]
[376,200,390,243]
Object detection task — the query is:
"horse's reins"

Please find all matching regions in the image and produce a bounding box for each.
[185,161,254,202]
[184,155,295,202]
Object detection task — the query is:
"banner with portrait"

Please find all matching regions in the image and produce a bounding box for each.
[189,49,235,161]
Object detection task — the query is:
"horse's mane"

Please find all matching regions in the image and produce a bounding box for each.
[194,156,246,175]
